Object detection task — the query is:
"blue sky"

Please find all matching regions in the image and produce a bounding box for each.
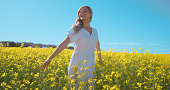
[0,0,170,54]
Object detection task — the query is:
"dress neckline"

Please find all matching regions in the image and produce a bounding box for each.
[82,27,93,36]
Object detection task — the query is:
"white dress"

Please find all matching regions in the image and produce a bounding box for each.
[67,27,98,88]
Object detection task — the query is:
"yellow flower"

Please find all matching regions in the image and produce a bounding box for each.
[59,77,63,81]
[103,85,109,89]
[85,66,89,70]
[80,67,83,70]
[123,49,128,52]
[71,79,76,83]
[139,47,143,51]
[1,82,6,87]
[50,83,55,87]
[1,46,169,89]
[91,71,95,74]
[144,86,149,89]
[111,71,115,76]
[34,73,39,78]
[50,77,55,81]
[71,87,76,90]
[131,48,134,50]
[96,79,102,84]
[105,75,110,80]
[10,80,15,85]
[71,65,76,68]
[25,80,30,84]
[89,85,93,90]
[84,60,87,63]
[63,86,67,90]
[88,78,93,83]
[20,84,25,88]
[1,73,7,77]
[80,81,85,86]
[82,72,85,76]
[14,72,18,77]
[70,74,74,77]
[73,66,78,72]
[78,86,82,90]
[110,85,119,90]
[6,85,12,88]
[78,75,81,78]
[137,82,142,87]
[67,77,71,82]
[93,79,97,82]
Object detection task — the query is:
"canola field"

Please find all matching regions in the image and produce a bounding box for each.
[0,47,170,90]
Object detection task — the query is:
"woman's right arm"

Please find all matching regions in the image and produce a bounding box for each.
[41,35,71,69]
[48,35,71,61]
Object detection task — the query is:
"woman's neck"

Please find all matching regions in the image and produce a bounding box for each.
[83,20,91,29]
[83,24,91,29]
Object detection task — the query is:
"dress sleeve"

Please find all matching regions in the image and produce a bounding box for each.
[96,28,99,41]
[66,27,79,43]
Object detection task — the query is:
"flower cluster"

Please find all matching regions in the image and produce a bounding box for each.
[0,47,169,89]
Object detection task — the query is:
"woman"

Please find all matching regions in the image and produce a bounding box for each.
[41,5,103,89]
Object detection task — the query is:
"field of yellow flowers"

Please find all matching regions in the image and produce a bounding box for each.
[0,47,170,90]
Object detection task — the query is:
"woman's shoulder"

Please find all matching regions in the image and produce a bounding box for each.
[67,26,76,33]
[92,27,98,33]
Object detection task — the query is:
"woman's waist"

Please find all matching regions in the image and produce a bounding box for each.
[74,48,95,52]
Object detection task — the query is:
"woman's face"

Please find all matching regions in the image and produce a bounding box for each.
[78,7,92,21]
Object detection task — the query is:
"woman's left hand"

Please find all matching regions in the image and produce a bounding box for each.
[98,58,103,65]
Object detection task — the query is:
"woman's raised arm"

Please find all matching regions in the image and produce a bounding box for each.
[47,35,71,60]
[41,35,71,69]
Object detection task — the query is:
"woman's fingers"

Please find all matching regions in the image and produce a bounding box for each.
[45,64,48,69]
[40,60,51,70]
[40,64,45,70]
[98,60,103,65]
[41,62,46,70]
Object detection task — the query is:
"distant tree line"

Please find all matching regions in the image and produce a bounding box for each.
[0,41,74,50]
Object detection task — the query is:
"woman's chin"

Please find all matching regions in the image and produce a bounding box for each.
[81,18,89,21]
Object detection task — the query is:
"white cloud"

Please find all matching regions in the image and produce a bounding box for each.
[105,42,140,45]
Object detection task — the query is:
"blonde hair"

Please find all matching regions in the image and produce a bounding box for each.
[72,6,93,34]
